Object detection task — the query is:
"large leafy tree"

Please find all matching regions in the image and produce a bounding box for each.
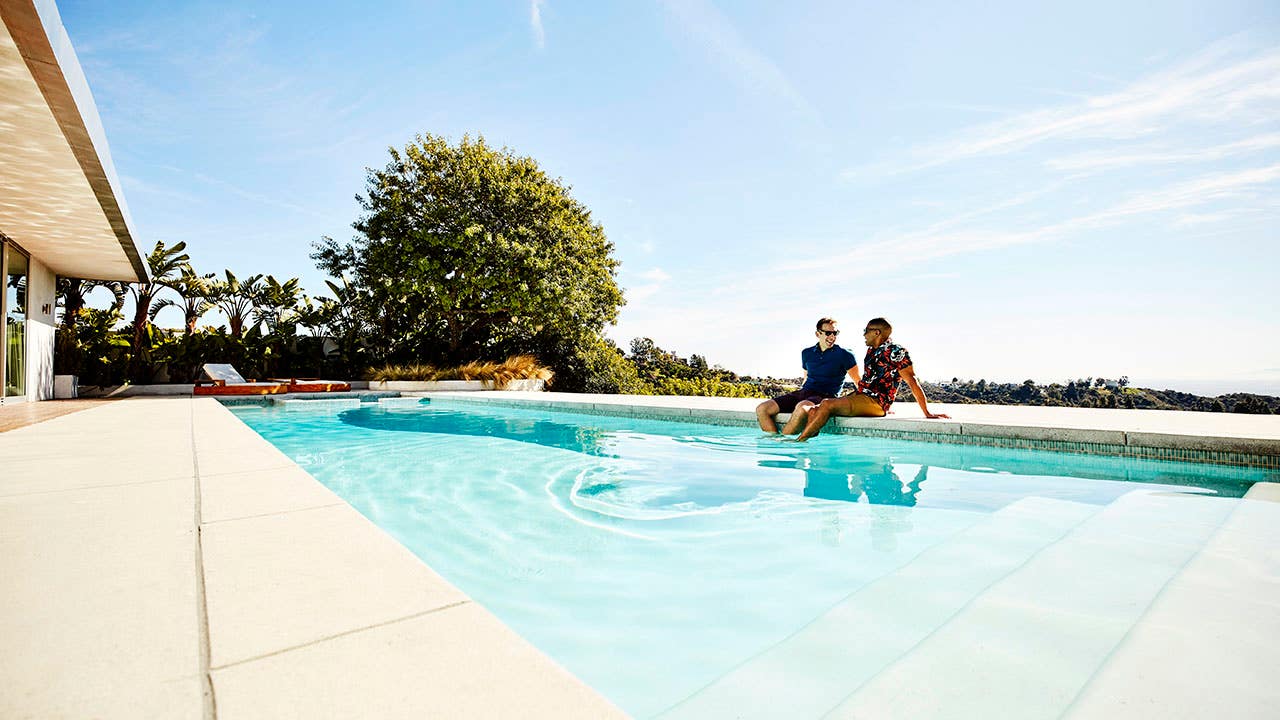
[313,133,625,367]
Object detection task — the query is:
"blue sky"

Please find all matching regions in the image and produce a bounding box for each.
[59,0,1280,393]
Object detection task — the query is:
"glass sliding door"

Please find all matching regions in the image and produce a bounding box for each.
[3,243,27,399]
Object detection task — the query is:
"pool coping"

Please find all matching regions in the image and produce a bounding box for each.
[412,391,1280,469]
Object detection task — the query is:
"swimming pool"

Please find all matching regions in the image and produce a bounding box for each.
[231,397,1276,718]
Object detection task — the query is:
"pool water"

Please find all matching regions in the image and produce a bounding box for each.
[232,398,1274,719]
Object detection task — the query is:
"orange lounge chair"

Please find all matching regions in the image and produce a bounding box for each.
[194,364,289,396]
[272,378,352,393]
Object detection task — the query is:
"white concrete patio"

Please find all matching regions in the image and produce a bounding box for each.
[0,397,624,719]
[1,393,1276,718]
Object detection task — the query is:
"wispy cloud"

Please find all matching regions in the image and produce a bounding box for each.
[708,160,1280,303]
[530,0,546,50]
[1046,133,1280,173]
[845,37,1280,178]
[659,0,823,128]
[638,267,671,282]
[1073,163,1280,225]
[190,171,328,220]
[626,266,671,302]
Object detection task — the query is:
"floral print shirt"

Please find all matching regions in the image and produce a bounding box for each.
[860,341,912,411]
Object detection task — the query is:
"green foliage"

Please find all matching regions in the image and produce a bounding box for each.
[550,334,647,394]
[207,270,264,338]
[150,266,214,334]
[311,133,624,367]
[126,240,190,381]
[622,337,764,398]
[53,307,130,386]
[649,376,765,398]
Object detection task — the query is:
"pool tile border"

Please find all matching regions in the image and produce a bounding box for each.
[420,395,1280,470]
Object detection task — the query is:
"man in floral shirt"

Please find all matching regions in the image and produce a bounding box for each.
[796,317,949,441]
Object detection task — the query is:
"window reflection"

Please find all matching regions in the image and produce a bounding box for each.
[4,244,27,398]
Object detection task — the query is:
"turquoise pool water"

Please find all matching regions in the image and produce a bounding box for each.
[231,398,1274,719]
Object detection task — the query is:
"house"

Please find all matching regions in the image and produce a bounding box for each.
[0,0,147,403]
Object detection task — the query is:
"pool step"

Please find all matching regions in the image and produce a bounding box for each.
[823,490,1237,720]
[658,496,1101,719]
[1062,495,1280,719]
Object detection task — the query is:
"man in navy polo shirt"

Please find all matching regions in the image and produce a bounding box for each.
[756,317,859,435]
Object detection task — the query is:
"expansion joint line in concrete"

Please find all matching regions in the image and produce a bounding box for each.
[199,501,346,526]
[191,401,217,719]
[208,600,474,672]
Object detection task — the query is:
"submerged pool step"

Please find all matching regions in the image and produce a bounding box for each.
[825,490,1238,720]
[275,397,362,411]
[658,496,1102,720]
[1062,495,1280,719]
[375,397,432,409]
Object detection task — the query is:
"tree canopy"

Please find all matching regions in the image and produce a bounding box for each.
[312,134,624,368]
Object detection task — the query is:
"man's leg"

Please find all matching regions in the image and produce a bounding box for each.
[780,400,816,435]
[755,399,782,433]
[797,393,886,441]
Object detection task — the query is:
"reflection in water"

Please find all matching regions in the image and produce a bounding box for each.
[759,455,929,507]
[759,454,930,550]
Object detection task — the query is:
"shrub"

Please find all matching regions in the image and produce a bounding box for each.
[542,334,647,394]
[650,376,766,398]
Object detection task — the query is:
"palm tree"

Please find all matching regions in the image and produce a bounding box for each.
[318,276,373,341]
[57,277,125,333]
[150,266,216,335]
[296,276,370,376]
[252,275,302,333]
[208,270,264,337]
[125,241,190,378]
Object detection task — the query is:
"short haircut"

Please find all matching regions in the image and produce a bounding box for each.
[815,317,837,332]
[867,317,892,335]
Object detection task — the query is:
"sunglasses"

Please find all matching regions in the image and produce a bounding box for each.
[863,327,881,334]
[819,329,839,336]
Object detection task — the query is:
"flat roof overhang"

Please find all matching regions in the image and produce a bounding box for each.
[0,0,147,283]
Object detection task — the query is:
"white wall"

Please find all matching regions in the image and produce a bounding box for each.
[26,255,56,401]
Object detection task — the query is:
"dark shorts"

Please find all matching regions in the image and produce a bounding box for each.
[771,388,832,413]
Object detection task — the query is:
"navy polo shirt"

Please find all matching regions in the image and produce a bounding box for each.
[800,344,858,396]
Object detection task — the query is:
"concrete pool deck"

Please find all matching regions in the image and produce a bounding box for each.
[1,393,1277,718]
[0,397,625,719]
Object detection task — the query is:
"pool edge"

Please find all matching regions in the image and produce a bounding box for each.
[415,392,1280,469]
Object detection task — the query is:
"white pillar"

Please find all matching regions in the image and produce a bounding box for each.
[26,255,57,401]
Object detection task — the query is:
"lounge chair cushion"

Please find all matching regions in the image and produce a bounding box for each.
[201,363,249,384]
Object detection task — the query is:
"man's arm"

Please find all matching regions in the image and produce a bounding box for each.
[899,365,950,419]
[846,350,860,388]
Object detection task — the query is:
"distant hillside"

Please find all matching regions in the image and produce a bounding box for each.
[621,339,1278,414]
[897,377,1278,414]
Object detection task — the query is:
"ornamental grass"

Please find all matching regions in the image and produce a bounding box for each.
[366,355,553,389]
